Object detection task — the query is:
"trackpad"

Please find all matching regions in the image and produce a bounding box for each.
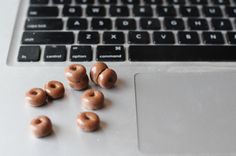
[135,72,236,154]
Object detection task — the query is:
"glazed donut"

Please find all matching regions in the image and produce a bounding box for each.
[97,68,117,89]
[44,81,65,99]
[77,112,100,132]
[25,88,47,107]
[65,64,87,83]
[90,62,108,84]
[30,115,53,138]
[81,89,104,110]
[68,75,89,91]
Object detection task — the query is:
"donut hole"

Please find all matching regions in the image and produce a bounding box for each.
[70,66,77,71]
[30,90,38,96]
[89,92,95,97]
[108,77,114,83]
[35,119,42,125]
[84,115,90,120]
[49,84,57,89]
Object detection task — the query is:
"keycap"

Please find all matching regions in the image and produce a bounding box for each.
[103,32,125,44]
[78,31,100,44]
[203,6,222,17]
[99,0,117,4]
[30,0,49,4]
[144,0,163,4]
[227,32,236,44]
[164,18,185,30]
[188,18,209,30]
[140,18,161,30]
[28,7,59,17]
[91,18,112,30]
[202,32,224,44]
[133,6,153,17]
[116,19,136,30]
[178,32,200,44]
[67,18,88,30]
[110,6,129,17]
[70,46,92,61]
[129,31,150,44]
[153,32,175,44]
[212,0,230,5]
[97,46,125,61]
[25,18,63,30]
[18,46,41,62]
[180,6,200,17]
[53,0,71,4]
[63,6,82,17]
[86,6,106,16]
[157,6,176,17]
[168,0,185,4]
[22,32,74,44]
[189,0,208,4]
[44,46,67,62]
[212,19,232,30]
[225,7,236,17]
[121,0,140,4]
[76,0,94,4]
[129,46,236,61]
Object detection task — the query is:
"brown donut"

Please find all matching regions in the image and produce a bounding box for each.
[65,64,87,83]
[30,115,53,138]
[68,75,89,91]
[44,81,65,99]
[97,68,117,89]
[81,89,104,110]
[77,112,100,132]
[90,62,108,84]
[25,88,47,107]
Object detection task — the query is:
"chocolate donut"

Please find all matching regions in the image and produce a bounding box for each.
[81,89,104,110]
[77,112,100,132]
[25,88,47,107]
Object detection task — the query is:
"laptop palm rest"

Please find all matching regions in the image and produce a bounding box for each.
[135,71,236,154]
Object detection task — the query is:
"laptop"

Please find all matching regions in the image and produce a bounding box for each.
[1,0,236,155]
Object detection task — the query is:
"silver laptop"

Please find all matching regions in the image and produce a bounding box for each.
[1,0,236,155]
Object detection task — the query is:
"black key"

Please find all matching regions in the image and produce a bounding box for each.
[227,32,236,44]
[212,0,230,5]
[53,0,71,4]
[202,32,224,44]
[129,31,150,44]
[189,0,208,4]
[178,32,200,44]
[129,46,236,61]
[103,32,125,44]
[110,6,129,17]
[44,46,67,62]
[91,18,112,30]
[225,7,236,17]
[140,18,161,30]
[212,19,232,30]
[157,6,176,17]
[63,6,82,17]
[70,46,92,61]
[133,6,153,17]
[188,18,209,30]
[153,32,175,44]
[99,0,117,4]
[18,46,41,62]
[121,0,140,4]
[116,19,136,30]
[76,0,94,4]
[22,32,74,44]
[30,0,49,4]
[78,31,100,44]
[164,18,185,30]
[144,0,163,4]
[25,18,63,30]
[168,0,185,4]
[203,6,222,17]
[97,46,125,61]
[86,6,106,17]
[180,6,200,17]
[67,18,88,30]
[28,7,59,17]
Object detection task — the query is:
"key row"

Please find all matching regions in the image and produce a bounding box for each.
[28,6,236,18]
[30,0,236,5]
[25,18,236,31]
[21,31,236,45]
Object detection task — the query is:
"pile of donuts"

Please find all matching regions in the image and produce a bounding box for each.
[25,62,117,138]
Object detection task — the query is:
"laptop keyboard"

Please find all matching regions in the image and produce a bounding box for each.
[18,0,236,62]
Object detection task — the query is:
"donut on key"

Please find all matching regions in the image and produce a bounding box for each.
[77,112,100,132]
[81,89,104,110]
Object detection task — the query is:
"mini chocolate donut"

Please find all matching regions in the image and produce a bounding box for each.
[97,68,117,89]
[30,115,53,138]
[90,62,108,84]
[25,88,47,107]
[77,112,100,132]
[81,89,104,110]
[65,64,87,83]
[69,75,89,91]
[44,81,65,99]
